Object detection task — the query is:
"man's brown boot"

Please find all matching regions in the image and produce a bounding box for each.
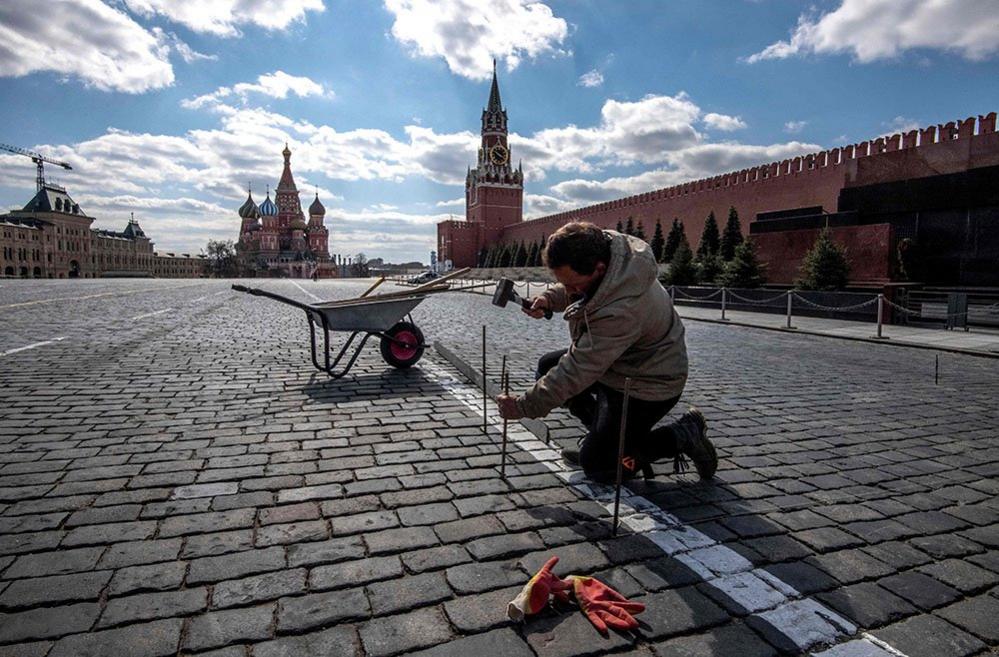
[672,407,717,479]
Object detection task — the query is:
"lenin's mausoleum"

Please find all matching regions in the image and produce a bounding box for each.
[438,71,999,287]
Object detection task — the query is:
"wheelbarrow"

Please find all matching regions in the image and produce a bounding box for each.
[232,284,429,378]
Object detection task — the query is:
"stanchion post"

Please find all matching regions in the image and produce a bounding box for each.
[612,378,632,537]
[785,292,794,330]
[500,357,509,480]
[481,326,488,434]
[874,294,886,339]
[721,288,728,321]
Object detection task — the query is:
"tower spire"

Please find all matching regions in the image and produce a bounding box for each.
[487,60,502,113]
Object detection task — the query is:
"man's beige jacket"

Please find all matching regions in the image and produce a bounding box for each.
[518,230,688,419]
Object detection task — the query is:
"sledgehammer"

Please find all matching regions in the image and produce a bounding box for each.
[492,278,552,320]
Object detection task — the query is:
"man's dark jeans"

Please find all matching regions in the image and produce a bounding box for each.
[536,349,681,482]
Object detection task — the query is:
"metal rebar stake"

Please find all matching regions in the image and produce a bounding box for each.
[501,358,509,480]
[612,378,632,537]
[481,326,487,435]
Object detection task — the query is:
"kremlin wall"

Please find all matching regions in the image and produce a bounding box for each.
[438,68,998,287]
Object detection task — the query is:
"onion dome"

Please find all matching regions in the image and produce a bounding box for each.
[309,193,325,216]
[259,191,277,216]
[290,217,307,231]
[238,190,260,219]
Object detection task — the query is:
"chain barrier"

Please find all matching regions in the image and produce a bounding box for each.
[881,297,999,318]
[673,287,723,301]
[725,290,790,305]
[790,293,879,312]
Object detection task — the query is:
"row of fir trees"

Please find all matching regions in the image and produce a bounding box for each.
[477,206,849,291]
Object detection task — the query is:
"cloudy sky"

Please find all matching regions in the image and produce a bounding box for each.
[1,0,996,262]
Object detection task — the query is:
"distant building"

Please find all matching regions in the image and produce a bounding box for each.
[235,144,333,278]
[0,183,204,278]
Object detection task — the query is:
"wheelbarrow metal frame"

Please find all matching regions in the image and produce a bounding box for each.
[232,284,427,379]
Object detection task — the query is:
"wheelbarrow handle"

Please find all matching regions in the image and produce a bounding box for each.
[231,284,316,314]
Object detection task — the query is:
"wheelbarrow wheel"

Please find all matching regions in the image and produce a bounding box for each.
[380,321,424,369]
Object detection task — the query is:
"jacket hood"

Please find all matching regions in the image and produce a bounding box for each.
[566,230,657,319]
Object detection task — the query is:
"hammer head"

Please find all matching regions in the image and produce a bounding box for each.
[492,278,515,308]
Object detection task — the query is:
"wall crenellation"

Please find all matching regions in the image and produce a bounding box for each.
[527,111,997,229]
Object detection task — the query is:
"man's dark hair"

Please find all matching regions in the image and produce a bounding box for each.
[543,222,611,274]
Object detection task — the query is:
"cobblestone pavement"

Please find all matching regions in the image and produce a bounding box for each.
[1,279,997,657]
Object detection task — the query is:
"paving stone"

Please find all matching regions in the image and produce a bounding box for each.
[873,613,986,657]
[0,602,100,643]
[98,538,182,568]
[401,544,471,573]
[879,571,961,610]
[466,531,545,560]
[434,515,505,543]
[255,519,328,547]
[159,509,255,537]
[259,502,319,525]
[172,482,239,499]
[446,559,526,594]
[211,490,274,511]
[746,598,857,654]
[635,586,729,640]
[407,627,534,657]
[65,504,142,527]
[0,642,52,657]
[651,621,777,657]
[181,530,254,558]
[364,525,439,555]
[253,625,361,657]
[108,561,187,596]
[187,546,286,585]
[311,555,404,590]
[286,535,365,567]
[367,571,452,615]
[793,526,864,552]
[4,546,104,578]
[99,588,207,627]
[182,603,275,652]
[600,534,667,565]
[815,581,917,628]
[397,502,459,526]
[330,510,399,536]
[48,617,183,657]
[212,568,307,608]
[0,570,111,609]
[909,534,984,559]
[442,584,523,632]
[806,549,895,584]
[359,606,453,657]
[918,558,999,593]
[860,541,932,570]
[524,606,633,657]
[935,595,999,643]
[276,483,344,504]
[276,587,369,633]
[960,524,999,549]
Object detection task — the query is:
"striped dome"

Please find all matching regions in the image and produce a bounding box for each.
[259,192,278,216]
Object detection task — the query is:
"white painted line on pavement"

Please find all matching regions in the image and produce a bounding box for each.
[290,280,321,302]
[0,283,203,310]
[131,308,172,321]
[426,358,910,657]
[1,337,66,357]
[190,295,210,302]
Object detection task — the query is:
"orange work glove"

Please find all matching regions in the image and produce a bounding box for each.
[567,575,645,634]
[507,556,572,621]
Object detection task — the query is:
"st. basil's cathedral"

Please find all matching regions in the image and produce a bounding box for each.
[235,144,333,278]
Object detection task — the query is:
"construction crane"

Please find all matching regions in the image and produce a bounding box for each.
[0,143,73,192]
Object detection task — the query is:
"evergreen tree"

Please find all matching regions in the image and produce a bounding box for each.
[720,239,765,288]
[650,220,666,261]
[663,237,697,286]
[635,221,646,241]
[616,220,624,233]
[625,217,635,236]
[696,211,720,258]
[477,247,488,268]
[720,206,744,261]
[497,244,510,268]
[695,253,723,286]
[515,241,529,267]
[795,228,850,290]
[533,239,544,266]
[663,218,686,263]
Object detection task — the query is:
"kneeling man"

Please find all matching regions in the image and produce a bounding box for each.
[496,222,717,482]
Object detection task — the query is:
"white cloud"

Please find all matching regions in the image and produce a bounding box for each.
[168,34,217,63]
[384,0,569,80]
[435,198,465,207]
[0,0,174,93]
[784,120,807,134]
[703,112,747,131]
[746,0,999,64]
[183,71,332,110]
[884,115,921,133]
[122,0,325,37]
[577,69,604,87]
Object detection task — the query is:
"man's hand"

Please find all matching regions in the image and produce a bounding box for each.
[496,394,523,420]
[523,296,551,319]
